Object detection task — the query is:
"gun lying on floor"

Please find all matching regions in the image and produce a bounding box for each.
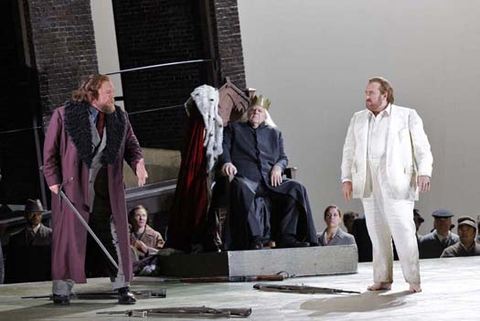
[173,274,285,283]
[21,289,166,300]
[97,306,252,318]
[253,283,360,294]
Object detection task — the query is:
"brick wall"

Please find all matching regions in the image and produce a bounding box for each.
[112,0,208,150]
[112,0,247,150]
[211,0,246,89]
[26,0,99,114]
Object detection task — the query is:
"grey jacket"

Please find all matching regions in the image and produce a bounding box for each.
[419,231,459,259]
[318,228,356,246]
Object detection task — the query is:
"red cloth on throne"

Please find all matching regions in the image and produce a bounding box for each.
[165,109,216,252]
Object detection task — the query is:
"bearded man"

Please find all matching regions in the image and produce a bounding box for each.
[341,77,433,293]
[43,74,147,305]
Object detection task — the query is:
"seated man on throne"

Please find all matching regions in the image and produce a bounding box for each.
[219,95,318,250]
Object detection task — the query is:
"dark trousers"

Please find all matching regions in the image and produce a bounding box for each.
[247,182,299,245]
[85,167,118,280]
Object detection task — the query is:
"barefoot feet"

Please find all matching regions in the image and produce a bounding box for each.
[409,283,422,293]
[367,282,392,291]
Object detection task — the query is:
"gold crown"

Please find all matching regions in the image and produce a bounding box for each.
[251,95,271,110]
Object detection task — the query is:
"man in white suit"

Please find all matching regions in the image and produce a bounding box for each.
[341,77,433,293]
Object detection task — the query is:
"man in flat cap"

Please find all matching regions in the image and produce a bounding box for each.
[5,199,52,283]
[441,216,480,257]
[419,209,459,259]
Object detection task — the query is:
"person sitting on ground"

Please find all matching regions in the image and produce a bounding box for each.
[5,199,52,283]
[317,205,356,246]
[219,95,318,250]
[129,205,165,261]
[441,216,480,257]
[342,211,358,234]
[419,209,459,259]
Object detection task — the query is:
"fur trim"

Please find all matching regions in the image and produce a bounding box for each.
[64,100,126,168]
[189,85,223,173]
[64,100,95,168]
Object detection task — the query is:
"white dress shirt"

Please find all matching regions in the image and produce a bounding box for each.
[367,104,391,162]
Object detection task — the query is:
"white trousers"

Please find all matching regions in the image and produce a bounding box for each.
[361,160,420,285]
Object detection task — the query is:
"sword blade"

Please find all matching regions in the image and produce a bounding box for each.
[60,190,119,270]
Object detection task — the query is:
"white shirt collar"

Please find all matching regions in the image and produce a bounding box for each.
[367,103,392,118]
[27,224,41,234]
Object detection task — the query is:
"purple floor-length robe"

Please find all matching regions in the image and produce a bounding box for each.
[43,104,142,283]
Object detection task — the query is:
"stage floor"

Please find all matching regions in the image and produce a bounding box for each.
[0,256,478,320]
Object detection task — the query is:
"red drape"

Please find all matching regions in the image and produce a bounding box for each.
[165,110,213,252]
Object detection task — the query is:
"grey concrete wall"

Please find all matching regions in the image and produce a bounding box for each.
[238,0,480,234]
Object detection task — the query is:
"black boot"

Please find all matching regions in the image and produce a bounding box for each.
[52,294,70,306]
[117,287,137,305]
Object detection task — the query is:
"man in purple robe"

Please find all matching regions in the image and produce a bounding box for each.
[43,74,147,305]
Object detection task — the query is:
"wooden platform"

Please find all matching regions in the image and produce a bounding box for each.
[158,245,358,277]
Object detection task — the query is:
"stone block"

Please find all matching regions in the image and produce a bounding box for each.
[158,245,358,278]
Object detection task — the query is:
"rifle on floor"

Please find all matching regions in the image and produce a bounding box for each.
[21,289,166,300]
[97,306,252,318]
[170,274,285,283]
[253,283,360,295]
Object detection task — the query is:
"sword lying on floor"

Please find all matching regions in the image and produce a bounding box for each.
[253,283,360,295]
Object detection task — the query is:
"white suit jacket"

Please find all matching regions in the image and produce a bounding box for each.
[341,104,433,200]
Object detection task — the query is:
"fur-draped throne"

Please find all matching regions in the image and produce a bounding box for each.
[165,79,250,253]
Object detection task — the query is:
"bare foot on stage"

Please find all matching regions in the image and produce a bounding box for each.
[409,283,422,293]
[367,282,392,291]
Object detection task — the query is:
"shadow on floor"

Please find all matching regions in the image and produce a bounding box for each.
[301,290,414,317]
[0,301,118,320]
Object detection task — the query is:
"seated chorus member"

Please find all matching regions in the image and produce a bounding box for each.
[441,216,480,257]
[419,209,459,259]
[129,205,165,261]
[317,205,356,246]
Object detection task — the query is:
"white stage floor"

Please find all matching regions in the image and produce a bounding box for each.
[0,256,478,320]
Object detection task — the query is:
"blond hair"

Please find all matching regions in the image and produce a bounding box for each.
[369,77,394,104]
[72,74,110,103]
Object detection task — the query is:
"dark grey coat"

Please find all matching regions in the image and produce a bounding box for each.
[5,224,52,283]
[419,231,459,259]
